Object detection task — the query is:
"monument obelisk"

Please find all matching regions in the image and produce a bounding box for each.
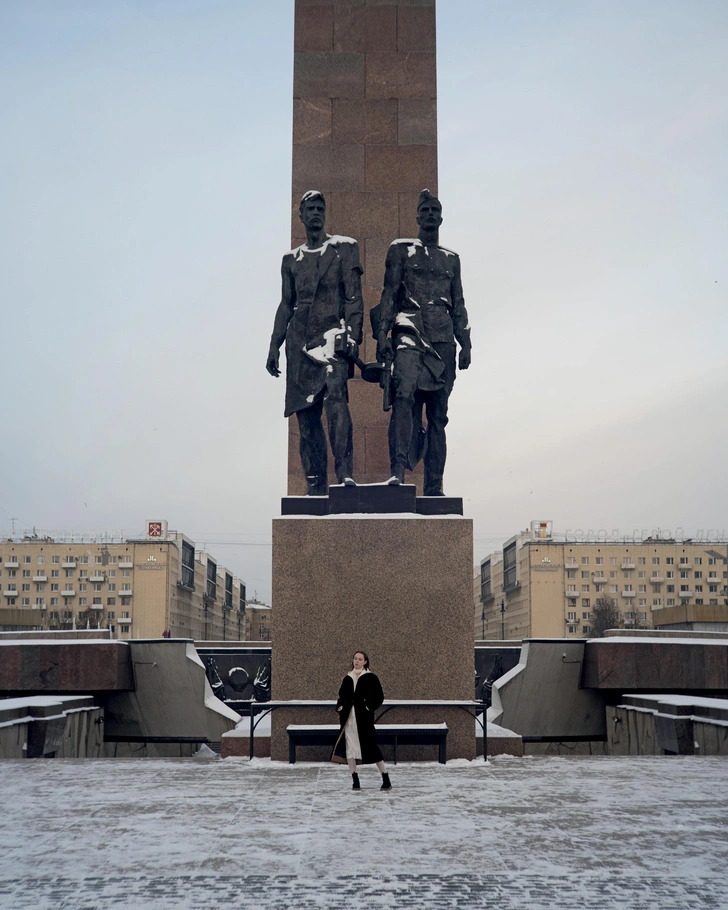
[269,0,475,763]
[289,0,438,495]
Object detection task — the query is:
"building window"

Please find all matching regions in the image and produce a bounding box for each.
[120,611,130,619]
[638,585,646,593]
[710,599,718,606]
[107,597,116,606]
[652,558,660,565]
[567,584,576,592]
[567,611,576,621]
[653,599,661,607]
[609,557,617,566]
[694,557,702,565]
[709,585,718,593]
[638,571,645,579]
[695,598,703,605]
[65,569,74,578]
[582,609,590,618]
[107,555,116,564]
[567,625,576,634]
[122,569,131,578]
[637,557,646,565]
[680,570,689,579]
[595,557,603,565]
[581,571,589,579]
[638,612,647,621]
[108,611,115,619]
[665,557,673,565]
[638,598,647,606]
[667,585,674,593]
[581,585,590,592]
[23,556,31,564]
[79,584,87,592]
[583,625,591,634]
[694,571,702,579]
[609,585,618,593]
[108,569,116,578]
[181,541,195,589]
[92,597,102,605]
[80,556,88,564]
[121,597,131,606]
[225,573,233,608]
[567,570,576,580]
[108,583,115,592]
[581,557,589,565]
[680,585,689,593]
[51,569,59,578]
[666,571,674,579]
[21,598,30,606]
[51,556,60,564]
[51,584,58,592]
[79,570,88,578]
[22,584,30,592]
[93,583,102,592]
[695,585,703,593]
[95,555,103,564]
[503,541,517,591]
[679,557,689,566]
[22,570,30,578]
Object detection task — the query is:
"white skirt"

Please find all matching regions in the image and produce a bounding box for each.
[344,707,362,760]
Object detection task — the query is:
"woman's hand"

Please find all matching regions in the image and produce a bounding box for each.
[337,706,342,712]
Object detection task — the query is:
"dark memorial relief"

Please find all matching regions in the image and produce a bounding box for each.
[374,190,472,495]
[267,191,364,496]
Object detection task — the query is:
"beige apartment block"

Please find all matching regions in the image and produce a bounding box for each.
[245,603,272,642]
[474,523,728,640]
[0,521,247,641]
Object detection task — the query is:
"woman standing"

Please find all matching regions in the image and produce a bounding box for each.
[331,651,392,791]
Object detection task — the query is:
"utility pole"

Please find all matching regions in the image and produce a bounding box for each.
[500,599,506,640]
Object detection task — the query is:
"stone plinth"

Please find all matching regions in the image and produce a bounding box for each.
[0,640,133,693]
[271,513,475,760]
[582,638,728,690]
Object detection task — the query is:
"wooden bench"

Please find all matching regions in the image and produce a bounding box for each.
[286,723,448,764]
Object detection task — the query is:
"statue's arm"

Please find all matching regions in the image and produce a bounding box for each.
[376,244,402,361]
[340,241,364,346]
[266,256,296,377]
[451,255,471,369]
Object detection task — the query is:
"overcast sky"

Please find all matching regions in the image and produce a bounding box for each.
[1,1,726,602]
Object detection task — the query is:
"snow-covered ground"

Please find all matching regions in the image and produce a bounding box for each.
[0,755,726,909]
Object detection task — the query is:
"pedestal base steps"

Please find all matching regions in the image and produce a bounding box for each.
[271,512,475,760]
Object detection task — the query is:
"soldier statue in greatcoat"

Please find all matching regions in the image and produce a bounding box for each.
[375,190,471,495]
[267,191,363,495]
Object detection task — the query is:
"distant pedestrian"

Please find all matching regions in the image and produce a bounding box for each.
[331,651,392,791]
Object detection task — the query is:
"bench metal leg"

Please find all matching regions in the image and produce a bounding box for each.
[289,739,295,764]
[439,738,446,764]
[393,736,397,765]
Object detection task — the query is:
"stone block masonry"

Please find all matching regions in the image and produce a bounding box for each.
[288,0,438,494]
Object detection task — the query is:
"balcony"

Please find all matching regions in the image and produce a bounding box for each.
[89,604,104,611]
[32,604,46,610]
[117,617,131,624]
[592,575,607,583]
[4,559,19,568]
[564,563,579,571]
[3,590,18,597]
[119,590,132,598]
[33,575,48,583]
[621,590,636,598]
[679,590,693,599]
[118,560,133,569]
[650,576,664,584]
[62,560,76,568]
[89,573,105,583]
[565,590,579,599]
[621,562,636,570]
[61,589,76,597]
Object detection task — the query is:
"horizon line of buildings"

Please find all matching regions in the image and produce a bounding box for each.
[0,520,271,641]
[474,521,728,641]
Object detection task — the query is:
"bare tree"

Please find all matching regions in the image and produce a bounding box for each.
[589,595,623,638]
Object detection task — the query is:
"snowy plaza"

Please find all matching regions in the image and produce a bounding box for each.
[0,754,726,909]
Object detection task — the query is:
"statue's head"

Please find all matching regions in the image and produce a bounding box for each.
[299,190,326,231]
[416,188,443,232]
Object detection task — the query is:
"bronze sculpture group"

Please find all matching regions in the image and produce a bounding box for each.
[267,189,471,496]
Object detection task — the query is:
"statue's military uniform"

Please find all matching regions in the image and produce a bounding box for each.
[270,234,363,492]
[377,237,471,495]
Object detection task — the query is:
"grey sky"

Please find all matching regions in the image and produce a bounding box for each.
[1,1,726,602]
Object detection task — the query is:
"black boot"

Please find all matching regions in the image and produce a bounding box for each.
[380,772,392,791]
[351,772,361,791]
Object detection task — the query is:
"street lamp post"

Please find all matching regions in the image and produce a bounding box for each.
[500,598,506,641]
[481,606,485,639]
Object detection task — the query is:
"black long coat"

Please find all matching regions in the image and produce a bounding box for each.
[331,671,384,765]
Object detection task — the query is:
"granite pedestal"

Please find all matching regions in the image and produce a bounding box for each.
[270,500,475,761]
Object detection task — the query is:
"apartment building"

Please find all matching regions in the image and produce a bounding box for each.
[0,521,247,640]
[475,521,728,640]
[245,602,272,641]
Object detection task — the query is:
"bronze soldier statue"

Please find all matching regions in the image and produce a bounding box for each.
[375,190,471,495]
[267,191,363,495]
